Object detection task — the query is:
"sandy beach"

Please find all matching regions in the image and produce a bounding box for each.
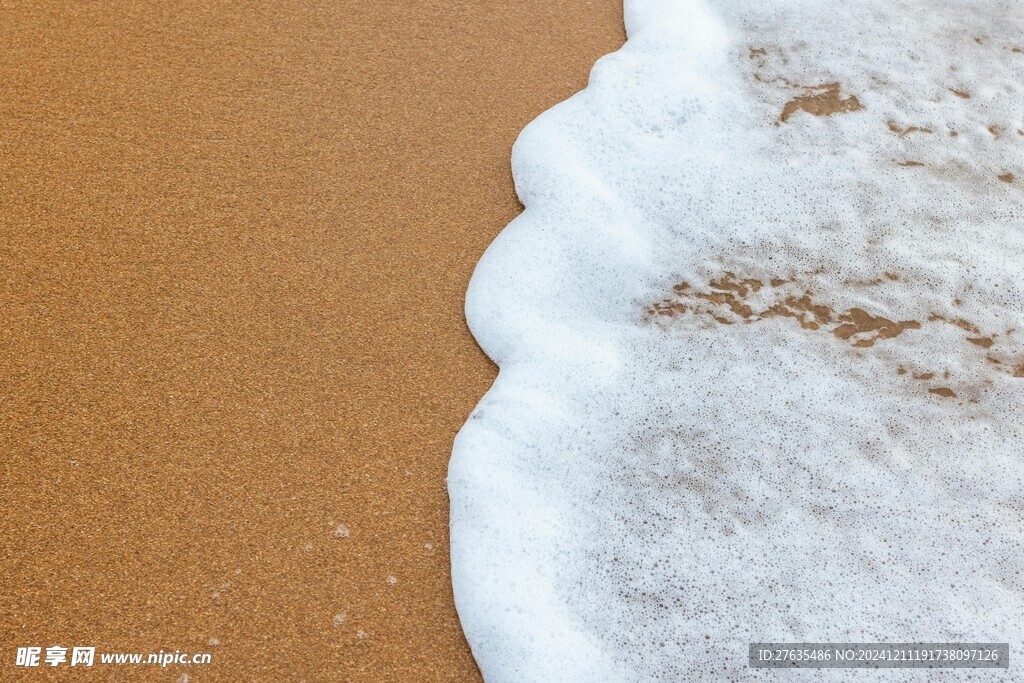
[1,2,624,680]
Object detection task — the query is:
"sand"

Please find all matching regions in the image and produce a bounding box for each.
[0,1,624,680]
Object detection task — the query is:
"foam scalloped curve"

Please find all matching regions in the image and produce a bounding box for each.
[450,1,1024,680]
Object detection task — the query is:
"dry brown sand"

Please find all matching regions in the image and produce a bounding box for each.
[0,2,623,680]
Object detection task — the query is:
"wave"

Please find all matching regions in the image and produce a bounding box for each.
[449,1,1024,680]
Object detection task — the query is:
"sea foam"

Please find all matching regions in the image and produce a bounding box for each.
[449,1,1024,680]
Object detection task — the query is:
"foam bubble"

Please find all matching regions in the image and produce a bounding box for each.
[450,0,1024,680]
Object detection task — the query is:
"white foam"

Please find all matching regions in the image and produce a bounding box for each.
[449,1,1024,680]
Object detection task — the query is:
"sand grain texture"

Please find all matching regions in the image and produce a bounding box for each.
[0,2,624,680]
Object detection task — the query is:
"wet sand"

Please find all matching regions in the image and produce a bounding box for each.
[0,2,623,680]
